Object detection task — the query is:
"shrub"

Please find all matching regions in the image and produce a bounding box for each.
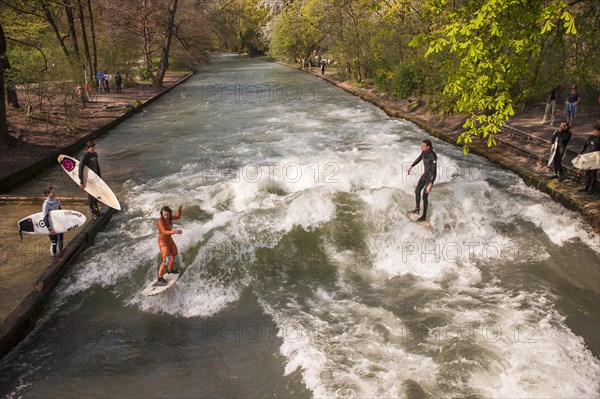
[390,64,424,99]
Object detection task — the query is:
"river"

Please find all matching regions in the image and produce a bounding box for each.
[1,55,598,398]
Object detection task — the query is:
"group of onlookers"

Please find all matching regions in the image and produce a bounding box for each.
[96,70,123,94]
[543,84,600,196]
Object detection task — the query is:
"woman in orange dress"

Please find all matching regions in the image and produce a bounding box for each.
[154,205,183,286]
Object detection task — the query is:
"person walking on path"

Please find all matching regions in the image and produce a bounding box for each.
[154,205,184,287]
[564,85,581,125]
[407,139,437,222]
[79,141,102,219]
[541,85,562,125]
[42,186,63,258]
[550,121,572,181]
[575,125,600,195]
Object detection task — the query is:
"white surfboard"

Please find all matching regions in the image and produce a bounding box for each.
[547,143,557,167]
[18,210,86,239]
[142,273,179,296]
[408,212,433,230]
[58,154,121,210]
[572,152,600,171]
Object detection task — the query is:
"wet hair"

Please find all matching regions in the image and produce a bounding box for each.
[160,206,173,222]
[43,186,54,196]
[422,139,433,149]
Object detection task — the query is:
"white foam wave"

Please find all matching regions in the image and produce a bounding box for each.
[260,292,441,398]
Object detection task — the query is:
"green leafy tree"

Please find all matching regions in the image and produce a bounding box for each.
[268,1,321,66]
[411,0,577,153]
[212,0,269,55]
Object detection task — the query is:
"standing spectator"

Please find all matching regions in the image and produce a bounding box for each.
[564,85,580,125]
[320,61,325,76]
[115,72,122,93]
[575,125,600,195]
[550,121,571,181]
[96,70,104,93]
[76,84,85,109]
[103,70,110,93]
[541,85,562,125]
[85,81,93,102]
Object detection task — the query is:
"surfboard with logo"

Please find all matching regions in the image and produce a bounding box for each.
[547,143,558,167]
[58,154,121,210]
[572,152,600,171]
[18,210,86,239]
[142,273,179,296]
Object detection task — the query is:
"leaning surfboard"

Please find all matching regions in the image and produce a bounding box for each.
[18,209,86,239]
[142,273,179,296]
[572,152,600,171]
[547,143,558,167]
[58,154,121,210]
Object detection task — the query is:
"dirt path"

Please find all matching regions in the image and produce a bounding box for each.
[1,73,191,189]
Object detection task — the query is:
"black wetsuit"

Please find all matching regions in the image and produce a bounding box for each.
[79,151,101,213]
[551,127,571,179]
[411,149,437,218]
[580,135,600,194]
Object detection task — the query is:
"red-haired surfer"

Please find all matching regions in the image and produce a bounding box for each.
[154,205,183,287]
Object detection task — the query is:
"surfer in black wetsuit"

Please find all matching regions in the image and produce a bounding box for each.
[408,139,437,222]
[79,141,102,219]
[576,125,600,195]
[550,121,572,181]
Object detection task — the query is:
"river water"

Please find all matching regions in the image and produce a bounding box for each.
[1,55,599,398]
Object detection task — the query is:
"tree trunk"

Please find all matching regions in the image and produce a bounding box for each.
[142,0,154,79]
[6,87,19,109]
[153,0,179,87]
[77,0,93,83]
[65,1,82,61]
[42,5,71,60]
[87,0,98,79]
[0,21,16,148]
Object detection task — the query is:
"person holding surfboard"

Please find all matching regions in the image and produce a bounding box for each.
[79,141,102,219]
[42,186,63,257]
[550,121,572,182]
[575,125,600,195]
[408,139,437,222]
[154,205,184,287]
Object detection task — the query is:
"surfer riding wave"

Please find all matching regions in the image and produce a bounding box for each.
[408,139,437,222]
[154,205,183,287]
